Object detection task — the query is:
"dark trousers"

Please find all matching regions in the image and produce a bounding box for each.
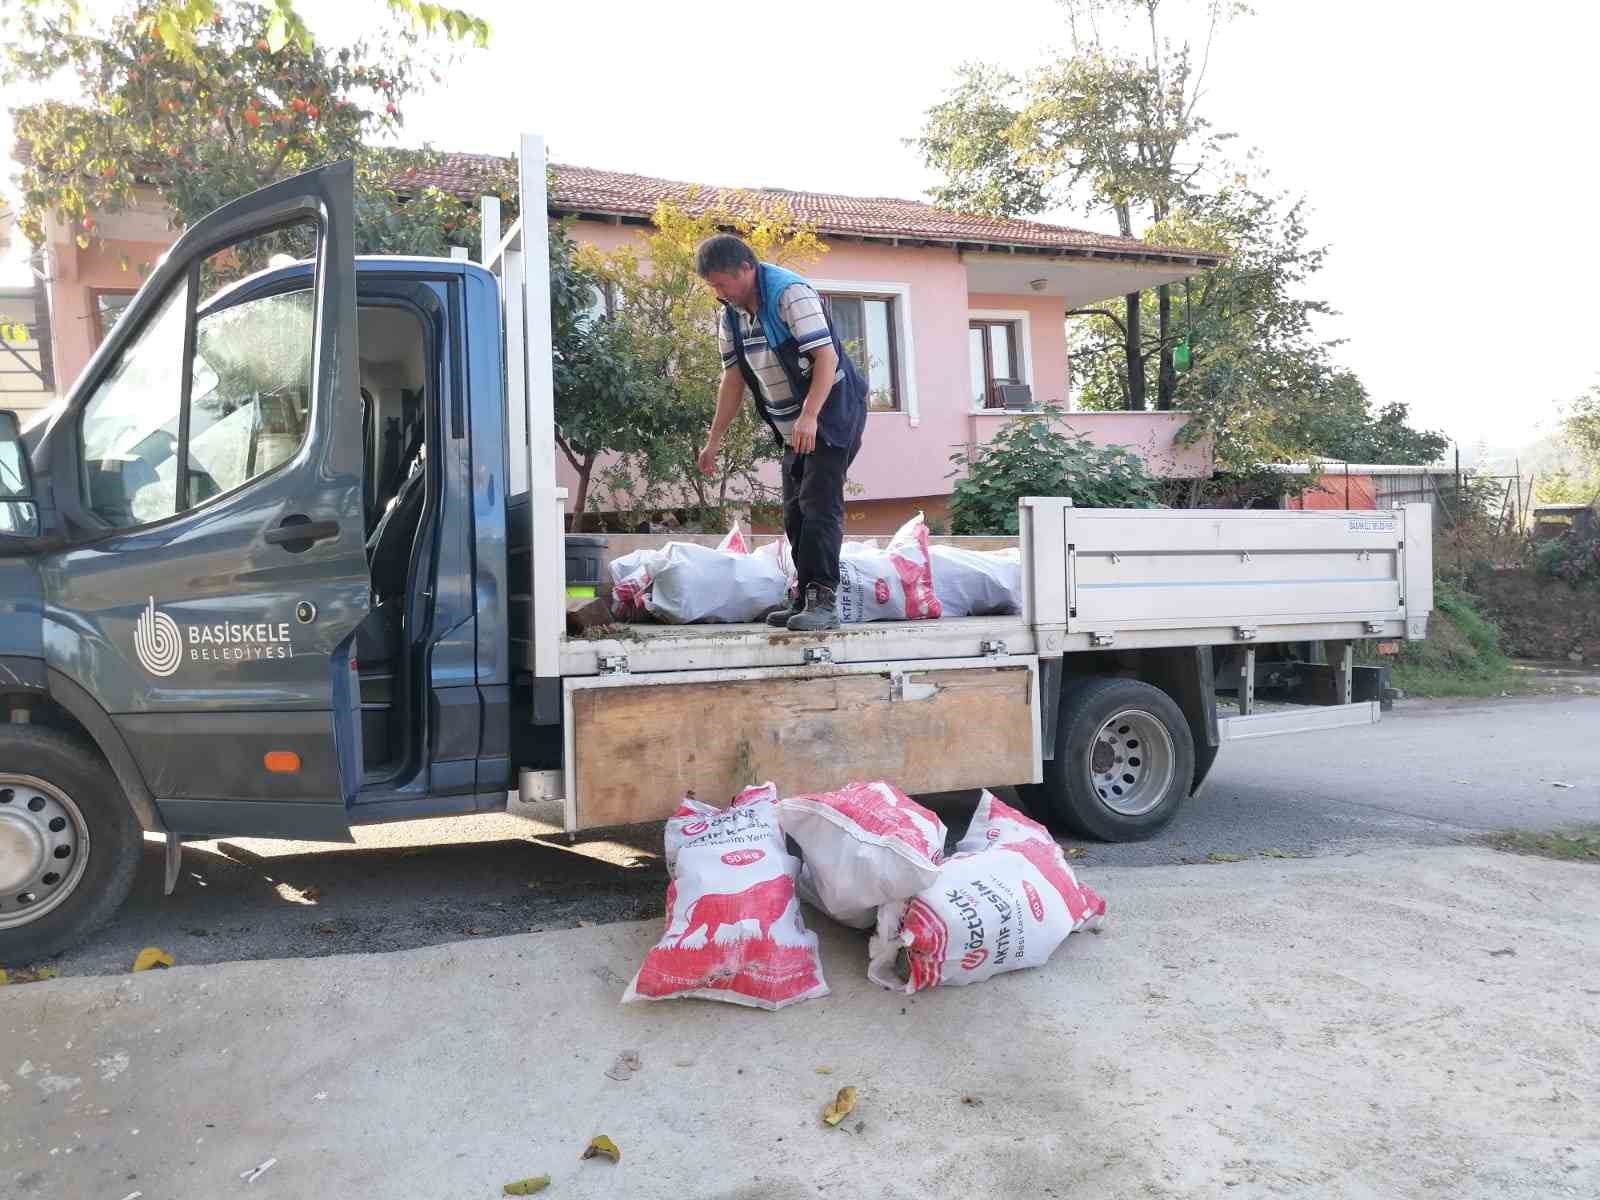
[782,435,861,598]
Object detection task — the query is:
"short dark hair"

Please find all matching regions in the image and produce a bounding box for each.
[694,234,757,277]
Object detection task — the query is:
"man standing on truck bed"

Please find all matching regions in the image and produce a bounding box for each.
[696,235,868,632]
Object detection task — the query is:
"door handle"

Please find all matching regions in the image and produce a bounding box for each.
[265,516,340,551]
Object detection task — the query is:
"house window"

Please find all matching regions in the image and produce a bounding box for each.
[969,320,1019,409]
[92,290,138,346]
[823,293,900,412]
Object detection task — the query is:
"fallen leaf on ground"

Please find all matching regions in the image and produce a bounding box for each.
[1260,848,1292,859]
[1061,846,1087,859]
[464,927,489,936]
[961,1095,982,1106]
[582,1135,620,1163]
[822,1086,858,1127]
[1487,947,1517,957]
[814,1066,834,1075]
[1206,852,1247,863]
[605,1051,642,1081]
[318,925,337,935]
[576,919,593,928]
[131,947,174,972]
[503,1176,551,1195]
[0,966,55,985]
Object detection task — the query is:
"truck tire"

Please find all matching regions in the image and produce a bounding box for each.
[0,725,143,962]
[1021,676,1195,841]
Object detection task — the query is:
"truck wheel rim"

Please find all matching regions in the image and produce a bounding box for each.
[1086,710,1176,817]
[0,774,92,931]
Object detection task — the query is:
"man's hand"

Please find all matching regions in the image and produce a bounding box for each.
[697,442,719,476]
[789,413,819,456]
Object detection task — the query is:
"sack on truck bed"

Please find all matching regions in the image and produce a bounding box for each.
[930,545,1022,617]
[625,783,828,1010]
[837,513,943,623]
[645,542,788,624]
[867,792,1105,993]
[778,781,948,929]
[608,547,667,620]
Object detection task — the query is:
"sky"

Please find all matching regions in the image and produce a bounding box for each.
[4,0,1596,454]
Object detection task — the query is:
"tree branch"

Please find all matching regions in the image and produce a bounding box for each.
[1068,307,1127,335]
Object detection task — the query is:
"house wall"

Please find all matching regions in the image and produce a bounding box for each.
[44,239,169,399]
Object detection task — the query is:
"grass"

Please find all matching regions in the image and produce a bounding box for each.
[1483,825,1600,863]
[1386,580,1523,698]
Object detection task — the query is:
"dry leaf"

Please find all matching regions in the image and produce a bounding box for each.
[822,1086,857,1127]
[1261,848,1291,859]
[131,947,174,972]
[814,1066,834,1075]
[0,969,7,986]
[503,1176,551,1195]
[582,1134,620,1163]
[1062,846,1087,859]
[465,927,489,936]
[1206,852,1246,864]
[605,1051,642,1081]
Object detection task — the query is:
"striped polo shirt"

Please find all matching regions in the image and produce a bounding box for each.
[717,283,843,436]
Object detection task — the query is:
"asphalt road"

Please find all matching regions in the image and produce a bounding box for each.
[27,691,1600,980]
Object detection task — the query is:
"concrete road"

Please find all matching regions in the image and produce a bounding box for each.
[5,847,1597,1200]
[25,693,1600,979]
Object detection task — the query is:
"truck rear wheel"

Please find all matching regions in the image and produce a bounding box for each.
[0,726,142,962]
[1022,676,1195,841]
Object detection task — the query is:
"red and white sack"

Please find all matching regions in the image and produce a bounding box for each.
[778,781,947,929]
[645,541,788,624]
[625,783,828,1010]
[954,789,1057,854]
[836,513,943,623]
[717,520,751,554]
[608,547,667,619]
[930,545,1022,617]
[753,535,798,597]
[867,793,1105,992]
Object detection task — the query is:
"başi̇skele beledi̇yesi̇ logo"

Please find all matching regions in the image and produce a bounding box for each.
[133,595,296,676]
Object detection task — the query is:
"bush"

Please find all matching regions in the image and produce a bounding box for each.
[1533,527,1600,586]
[947,407,1161,535]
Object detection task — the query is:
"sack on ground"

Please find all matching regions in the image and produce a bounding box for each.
[625,783,828,1010]
[868,793,1105,992]
[779,781,948,929]
[930,545,1022,617]
[646,542,788,624]
[836,513,943,623]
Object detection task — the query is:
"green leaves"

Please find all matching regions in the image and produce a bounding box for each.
[947,406,1161,534]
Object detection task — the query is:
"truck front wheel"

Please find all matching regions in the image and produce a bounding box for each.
[1022,676,1195,841]
[0,726,143,962]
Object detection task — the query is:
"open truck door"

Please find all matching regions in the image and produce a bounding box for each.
[37,161,369,839]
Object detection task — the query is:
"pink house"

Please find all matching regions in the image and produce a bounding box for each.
[27,154,1221,531]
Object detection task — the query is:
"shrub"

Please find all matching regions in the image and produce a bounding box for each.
[947,407,1161,535]
[1533,527,1600,586]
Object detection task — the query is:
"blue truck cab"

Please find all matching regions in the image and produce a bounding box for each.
[0,162,541,958]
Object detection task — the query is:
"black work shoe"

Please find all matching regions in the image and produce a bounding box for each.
[786,584,840,632]
[764,599,802,627]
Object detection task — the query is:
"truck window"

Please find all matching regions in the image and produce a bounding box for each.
[79,223,317,529]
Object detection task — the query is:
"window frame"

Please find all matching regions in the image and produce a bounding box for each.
[967,309,1035,412]
[89,288,139,348]
[74,218,323,537]
[808,278,919,426]
[821,291,903,414]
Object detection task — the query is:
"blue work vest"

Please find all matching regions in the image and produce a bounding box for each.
[722,262,868,452]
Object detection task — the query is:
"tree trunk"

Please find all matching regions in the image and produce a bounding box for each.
[572,458,594,533]
[1114,202,1146,412]
[1156,283,1175,410]
[1123,292,1145,410]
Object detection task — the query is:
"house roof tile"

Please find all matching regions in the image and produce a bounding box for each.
[397,152,1220,265]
